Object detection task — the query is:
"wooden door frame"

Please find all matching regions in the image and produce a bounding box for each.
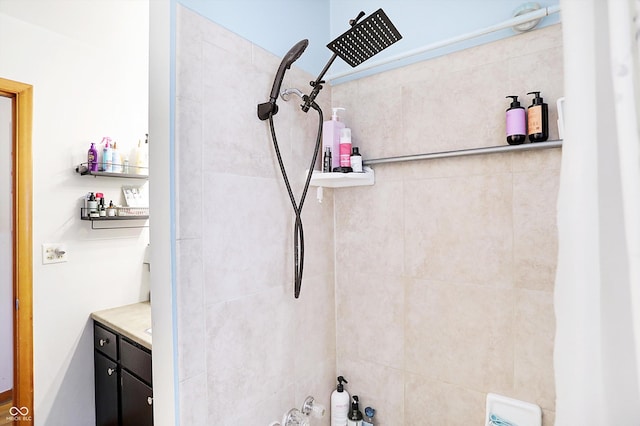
[0,77,33,425]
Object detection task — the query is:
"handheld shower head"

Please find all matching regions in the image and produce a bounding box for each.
[257,39,309,120]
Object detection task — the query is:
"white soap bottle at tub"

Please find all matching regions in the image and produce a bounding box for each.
[322,107,345,172]
[331,376,350,426]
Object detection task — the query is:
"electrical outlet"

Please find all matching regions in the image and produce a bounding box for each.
[42,243,68,264]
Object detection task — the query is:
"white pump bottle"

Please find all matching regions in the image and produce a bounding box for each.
[322,107,345,171]
[331,376,350,426]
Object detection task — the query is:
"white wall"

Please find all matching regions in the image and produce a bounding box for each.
[0,1,149,423]
[0,93,13,395]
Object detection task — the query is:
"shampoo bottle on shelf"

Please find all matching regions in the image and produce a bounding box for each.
[527,91,549,142]
[350,147,362,172]
[88,142,98,171]
[505,95,526,145]
[331,376,350,426]
[322,107,345,171]
[323,147,332,173]
[347,395,363,426]
[101,137,112,172]
[111,142,121,173]
[339,128,352,169]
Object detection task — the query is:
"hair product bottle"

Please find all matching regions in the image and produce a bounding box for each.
[350,147,362,172]
[322,107,345,171]
[527,91,549,142]
[505,95,526,145]
[347,395,363,426]
[339,128,352,168]
[88,142,98,171]
[331,376,350,426]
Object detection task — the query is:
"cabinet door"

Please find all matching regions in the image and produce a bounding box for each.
[94,351,119,426]
[121,369,153,426]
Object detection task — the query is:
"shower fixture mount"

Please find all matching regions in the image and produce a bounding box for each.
[256,9,402,299]
[512,2,543,32]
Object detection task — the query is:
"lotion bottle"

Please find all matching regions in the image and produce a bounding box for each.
[527,91,549,142]
[350,147,362,172]
[339,128,352,168]
[505,95,526,145]
[112,142,121,173]
[347,395,363,426]
[323,107,345,171]
[331,376,350,426]
[88,142,98,171]
[101,137,112,172]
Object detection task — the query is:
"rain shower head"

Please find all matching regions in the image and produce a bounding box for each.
[327,8,402,68]
[257,39,309,120]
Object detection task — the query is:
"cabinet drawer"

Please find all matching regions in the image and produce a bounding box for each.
[94,323,118,360]
[120,338,152,385]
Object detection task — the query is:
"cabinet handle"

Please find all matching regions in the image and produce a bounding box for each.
[107,368,116,376]
[99,338,109,347]
[147,396,153,406]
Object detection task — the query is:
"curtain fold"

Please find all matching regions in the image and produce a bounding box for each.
[555,0,640,424]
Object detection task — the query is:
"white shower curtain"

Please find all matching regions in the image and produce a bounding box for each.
[554,0,640,424]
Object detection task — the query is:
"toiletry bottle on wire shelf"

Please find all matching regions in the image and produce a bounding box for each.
[505,95,526,145]
[527,91,548,142]
[101,137,112,172]
[88,142,98,171]
[331,376,350,426]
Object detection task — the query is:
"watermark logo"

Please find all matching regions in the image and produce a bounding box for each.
[6,406,32,421]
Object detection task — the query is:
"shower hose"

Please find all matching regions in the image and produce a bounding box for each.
[267,100,323,299]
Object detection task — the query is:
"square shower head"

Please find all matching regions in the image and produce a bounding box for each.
[327,8,402,68]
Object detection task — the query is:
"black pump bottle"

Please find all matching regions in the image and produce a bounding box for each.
[348,395,363,425]
[527,91,549,142]
[505,95,526,145]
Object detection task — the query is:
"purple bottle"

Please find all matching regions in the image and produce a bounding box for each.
[88,142,98,171]
[506,95,526,145]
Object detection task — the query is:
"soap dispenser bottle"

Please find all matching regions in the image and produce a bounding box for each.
[323,107,345,171]
[88,142,98,172]
[505,95,526,145]
[331,376,350,426]
[527,91,549,142]
[347,395,363,426]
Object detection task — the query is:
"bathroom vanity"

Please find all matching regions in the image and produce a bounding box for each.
[91,302,152,426]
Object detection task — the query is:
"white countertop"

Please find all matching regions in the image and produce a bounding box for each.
[91,301,152,350]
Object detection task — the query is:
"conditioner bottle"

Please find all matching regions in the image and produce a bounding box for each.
[505,95,526,145]
[527,91,549,142]
[323,107,345,171]
[331,376,350,426]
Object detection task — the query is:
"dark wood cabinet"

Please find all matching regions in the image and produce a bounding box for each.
[94,322,153,426]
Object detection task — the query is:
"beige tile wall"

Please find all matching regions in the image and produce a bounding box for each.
[175,6,335,425]
[332,25,562,426]
[175,5,561,424]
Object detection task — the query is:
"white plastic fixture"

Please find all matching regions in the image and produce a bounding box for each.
[308,166,375,188]
[485,393,542,426]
